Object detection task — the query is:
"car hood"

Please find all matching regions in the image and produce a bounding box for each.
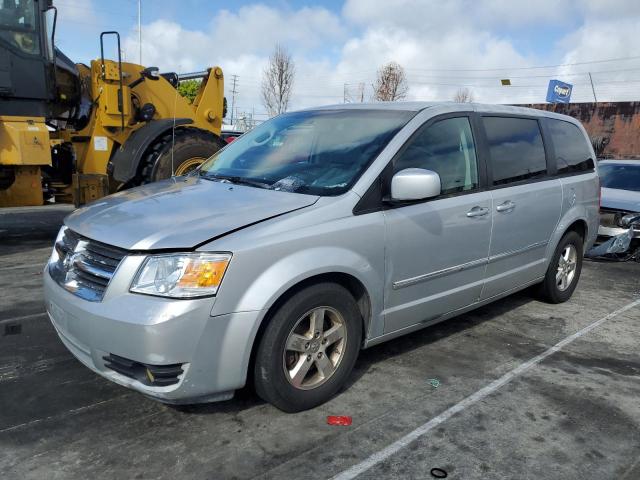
[65,177,319,250]
[600,187,640,213]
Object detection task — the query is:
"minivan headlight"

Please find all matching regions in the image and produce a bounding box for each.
[49,225,68,264]
[130,253,231,298]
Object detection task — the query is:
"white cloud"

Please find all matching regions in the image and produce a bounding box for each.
[343,0,566,31]
[56,0,98,26]
[211,5,345,55]
[123,20,210,71]
[557,16,640,102]
[120,0,640,118]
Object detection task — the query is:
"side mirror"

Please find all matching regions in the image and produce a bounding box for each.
[141,67,160,80]
[129,67,161,89]
[391,168,441,201]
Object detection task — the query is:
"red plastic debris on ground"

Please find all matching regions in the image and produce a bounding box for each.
[327,415,352,426]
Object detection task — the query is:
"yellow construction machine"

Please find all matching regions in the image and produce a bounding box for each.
[0,0,227,207]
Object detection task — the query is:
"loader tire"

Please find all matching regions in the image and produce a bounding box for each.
[139,128,226,183]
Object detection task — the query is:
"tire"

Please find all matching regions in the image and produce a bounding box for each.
[254,283,362,412]
[139,128,226,184]
[538,230,584,303]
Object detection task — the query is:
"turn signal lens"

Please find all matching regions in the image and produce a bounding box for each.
[177,258,229,288]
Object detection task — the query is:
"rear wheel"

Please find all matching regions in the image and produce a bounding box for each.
[254,283,362,412]
[139,128,226,183]
[538,230,584,303]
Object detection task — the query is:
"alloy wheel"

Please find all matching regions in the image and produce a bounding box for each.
[556,244,578,291]
[282,307,347,390]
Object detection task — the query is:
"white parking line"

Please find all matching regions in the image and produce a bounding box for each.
[332,298,640,480]
[0,397,127,434]
[0,312,46,325]
[0,263,45,271]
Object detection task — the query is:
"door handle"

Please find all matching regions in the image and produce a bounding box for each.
[496,201,516,212]
[466,206,489,217]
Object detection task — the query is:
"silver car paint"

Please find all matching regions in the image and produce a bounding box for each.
[481,179,563,299]
[600,186,640,213]
[383,189,492,333]
[44,102,599,403]
[65,176,319,250]
[390,168,442,201]
[598,159,640,209]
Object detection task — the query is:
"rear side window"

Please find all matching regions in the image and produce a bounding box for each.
[547,119,594,174]
[483,117,547,186]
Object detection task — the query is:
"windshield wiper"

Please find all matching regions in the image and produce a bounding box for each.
[201,173,272,189]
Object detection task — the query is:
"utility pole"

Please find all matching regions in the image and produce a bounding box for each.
[230,74,239,125]
[138,0,142,64]
[588,72,597,103]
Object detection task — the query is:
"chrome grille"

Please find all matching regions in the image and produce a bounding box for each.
[49,228,127,302]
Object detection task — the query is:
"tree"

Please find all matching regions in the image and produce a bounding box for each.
[372,62,408,102]
[261,44,295,117]
[454,87,474,103]
[177,79,201,104]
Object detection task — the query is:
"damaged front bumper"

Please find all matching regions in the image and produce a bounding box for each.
[589,212,640,259]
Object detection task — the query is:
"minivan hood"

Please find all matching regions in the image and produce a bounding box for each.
[65,177,319,250]
[601,187,640,213]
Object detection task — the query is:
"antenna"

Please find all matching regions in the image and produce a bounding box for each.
[137,0,142,64]
[171,64,181,177]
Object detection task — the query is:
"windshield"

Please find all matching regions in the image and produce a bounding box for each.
[198,109,415,196]
[0,0,39,55]
[599,164,640,192]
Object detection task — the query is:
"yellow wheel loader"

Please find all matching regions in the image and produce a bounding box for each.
[0,0,226,207]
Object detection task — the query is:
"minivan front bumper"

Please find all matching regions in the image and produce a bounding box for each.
[43,267,262,404]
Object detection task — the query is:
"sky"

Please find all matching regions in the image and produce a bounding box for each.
[53,0,640,121]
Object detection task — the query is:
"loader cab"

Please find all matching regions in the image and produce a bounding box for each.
[0,0,80,120]
[0,0,53,116]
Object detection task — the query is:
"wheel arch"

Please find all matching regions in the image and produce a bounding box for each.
[245,271,372,387]
[545,208,593,269]
[108,118,194,185]
[565,218,588,244]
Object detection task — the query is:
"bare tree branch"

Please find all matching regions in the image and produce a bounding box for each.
[453,87,474,103]
[261,44,295,117]
[372,62,409,102]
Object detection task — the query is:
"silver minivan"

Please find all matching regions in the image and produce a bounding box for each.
[44,103,599,412]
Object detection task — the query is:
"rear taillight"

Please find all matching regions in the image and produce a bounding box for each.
[597,177,602,211]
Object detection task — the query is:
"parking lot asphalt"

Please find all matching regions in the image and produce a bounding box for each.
[1,205,640,480]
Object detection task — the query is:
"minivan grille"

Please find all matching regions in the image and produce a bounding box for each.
[49,228,127,302]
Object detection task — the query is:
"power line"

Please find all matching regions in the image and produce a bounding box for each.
[229,75,239,124]
[402,66,640,80]
[403,55,640,72]
[234,55,640,82]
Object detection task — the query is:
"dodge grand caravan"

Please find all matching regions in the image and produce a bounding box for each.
[44,103,599,412]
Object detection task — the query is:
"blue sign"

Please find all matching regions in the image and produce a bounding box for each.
[546,79,572,103]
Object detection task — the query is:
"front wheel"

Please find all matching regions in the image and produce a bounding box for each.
[254,283,362,412]
[538,230,584,303]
